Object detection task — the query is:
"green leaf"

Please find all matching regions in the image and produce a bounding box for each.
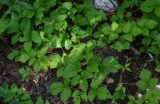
[40,56,49,70]
[62,2,72,10]
[29,49,37,57]
[33,61,41,72]
[6,14,20,33]
[57,68,64,78]
[155,7,160,17]
[140,69,151,81]
[145,20,158,29]
[121,22,131,33]
[37,47,48,58]
[28,58,36,66]
[64,39,72,50]
[49,54,61,69]
[111,41,130,52]
[31,31,41,44]
[60,88,71,102]
[80,79,88,92]
[111,22,119,31]
[121,34,133,42]
[155,65,160,73]
[96,87,110,100]
[141,0,156,13]
[46,0,56,10]
[71,75,81,85]
[80,92,87,101]
[90,73,105,89]
[0,19,9,34]
[87,59,99,72]
[17,53,30,63]
[148,78,158,89]
[101,23,112,34]
[88,90,96,102]
[142,28,149,36]
[113,84,126,100]
[7,50,19,60]
[11,34,19,44]
[73,15,88,26]
[101,56,121,73]
[130,26,142,36]
[49,82,64,95]
[45,100,50,104]
[136,80,148,90]
[63,59,81,78]
[36,97,43,104]
[72,90,81,104]
[24,41,32,53]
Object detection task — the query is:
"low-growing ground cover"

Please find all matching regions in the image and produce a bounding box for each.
[0,0,160,104]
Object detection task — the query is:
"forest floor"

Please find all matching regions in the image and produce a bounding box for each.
[0,36,157,104]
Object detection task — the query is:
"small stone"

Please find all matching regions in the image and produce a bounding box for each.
[94,0,118,12]
[107,78,114,84]
[155,85,160,90]
[137,92,142,98]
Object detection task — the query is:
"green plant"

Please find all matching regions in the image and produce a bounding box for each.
[1,0,160,103]
[136,69,158,90]
[18,67,30,82]
[0,82,33,104]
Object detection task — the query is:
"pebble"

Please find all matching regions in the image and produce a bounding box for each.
[94,0,118,12]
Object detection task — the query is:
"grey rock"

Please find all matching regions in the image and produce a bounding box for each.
[94,0,118,12]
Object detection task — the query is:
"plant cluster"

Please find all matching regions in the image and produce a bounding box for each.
[0,0,160,104]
